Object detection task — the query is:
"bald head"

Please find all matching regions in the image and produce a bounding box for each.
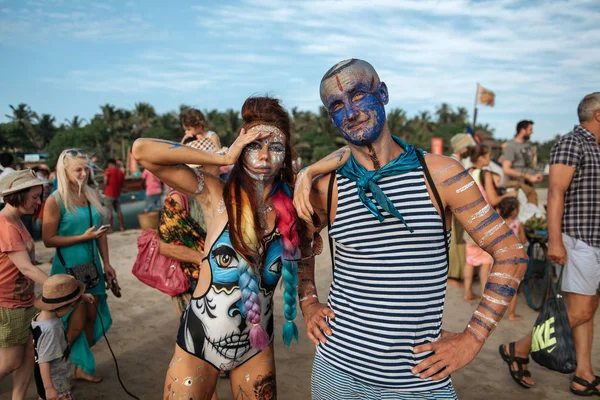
[320,59,381,103]
[319,58,388,146]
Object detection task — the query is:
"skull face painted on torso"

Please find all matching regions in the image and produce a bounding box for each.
[178,228,283,371]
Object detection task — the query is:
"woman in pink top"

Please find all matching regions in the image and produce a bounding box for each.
[0,170,50,399]
[141,169,163,212]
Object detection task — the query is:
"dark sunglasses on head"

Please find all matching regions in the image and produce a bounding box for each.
[64,149,88,157]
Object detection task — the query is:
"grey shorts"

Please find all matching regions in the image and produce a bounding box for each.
[104,196,121,213]
[561,233,600,295]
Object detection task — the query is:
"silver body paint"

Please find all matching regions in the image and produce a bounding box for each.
[488,272,521,284]
[467,205,491,225]
[482,293,510,306]
[217,199,226,214]
[474,310,499,326]
[192,168,205,194]
[478,221,506,246]
[432,164,458,179]
[242,125,286,182]
[467,324,486,341]
[492,244,523,257]
[456,180,475,193]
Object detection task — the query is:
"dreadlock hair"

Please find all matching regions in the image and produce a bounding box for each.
[223,96,299,349]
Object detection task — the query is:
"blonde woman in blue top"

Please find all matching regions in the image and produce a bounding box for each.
[42,149,116,383]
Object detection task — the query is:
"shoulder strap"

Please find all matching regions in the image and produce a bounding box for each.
[327,171,335,273]
[416,151,450,266]
[168,190,189,212]
[56,203,96,267]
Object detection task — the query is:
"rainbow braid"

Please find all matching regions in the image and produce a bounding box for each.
[233,186,270,350]
[272,188,300,346]
[238,257,270,350]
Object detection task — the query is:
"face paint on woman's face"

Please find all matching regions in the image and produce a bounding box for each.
[322,73,386,146]
[242,125,286,182]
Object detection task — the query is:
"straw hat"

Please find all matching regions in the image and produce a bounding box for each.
[450,133,477,154]
[0,169,47,197]
[34,274,85,311]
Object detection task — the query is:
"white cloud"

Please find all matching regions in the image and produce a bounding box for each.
[190,0,599,140]
[0,2,167,43]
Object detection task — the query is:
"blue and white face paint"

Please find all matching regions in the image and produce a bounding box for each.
[242,124,286,181]
[320,59,389,146]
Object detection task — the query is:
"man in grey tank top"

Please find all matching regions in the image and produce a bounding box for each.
[294,59,529,399]
[501,120,544,205]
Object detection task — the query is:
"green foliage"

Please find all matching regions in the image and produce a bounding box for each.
[2,102,561,170]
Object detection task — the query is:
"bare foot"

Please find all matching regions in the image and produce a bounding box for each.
[508,314,523,321]
[119,226,125,232]
[463,293,480,301]
[73,367,103,383]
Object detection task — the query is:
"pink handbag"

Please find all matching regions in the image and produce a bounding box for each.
[132,192,190,297]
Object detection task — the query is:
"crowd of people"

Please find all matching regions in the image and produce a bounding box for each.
[0,59,598,400]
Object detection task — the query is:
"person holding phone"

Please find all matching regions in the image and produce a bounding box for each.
[42,149,116,384]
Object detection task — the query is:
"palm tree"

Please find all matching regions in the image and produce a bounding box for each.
[6,103,38,150]
[435,103,452,124]
[387,108,408,138]
[36,114,57,150]
[132,102,157,138]
[64,116,86,130]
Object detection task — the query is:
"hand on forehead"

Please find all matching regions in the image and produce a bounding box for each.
[247,124,285,143]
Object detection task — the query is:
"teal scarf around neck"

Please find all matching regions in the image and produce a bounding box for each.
[337,136,423,230]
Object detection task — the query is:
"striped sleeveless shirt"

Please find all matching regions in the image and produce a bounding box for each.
[317,168,451,391]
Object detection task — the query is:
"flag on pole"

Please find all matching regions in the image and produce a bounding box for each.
[477,84,495,107]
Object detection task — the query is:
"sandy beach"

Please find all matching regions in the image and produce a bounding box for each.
[2,190,599,400]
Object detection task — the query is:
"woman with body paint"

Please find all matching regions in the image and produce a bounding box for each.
[42,149,116,383]
[133,96,300,400]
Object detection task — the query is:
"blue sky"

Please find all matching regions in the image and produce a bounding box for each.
[1,0,599,142]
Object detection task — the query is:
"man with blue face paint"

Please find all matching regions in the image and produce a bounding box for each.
[295,59,529,399]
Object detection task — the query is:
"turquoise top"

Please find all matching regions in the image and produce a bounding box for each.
[49,192,112,375]
[50,193,106,296]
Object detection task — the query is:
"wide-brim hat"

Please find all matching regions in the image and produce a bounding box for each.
[450,133,477,154]
[34,274,85,311]
[0,169,47,197]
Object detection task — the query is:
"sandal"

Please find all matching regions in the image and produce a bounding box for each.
[570,375,600,397]
[499,343,534,389]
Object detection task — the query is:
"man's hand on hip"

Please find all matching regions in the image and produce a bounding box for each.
[412,330,482,381]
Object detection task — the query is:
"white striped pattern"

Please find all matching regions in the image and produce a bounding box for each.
[318,169,451,391]
[312,352,457,399]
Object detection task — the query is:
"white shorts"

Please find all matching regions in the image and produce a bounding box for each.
[561,233,600,296]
